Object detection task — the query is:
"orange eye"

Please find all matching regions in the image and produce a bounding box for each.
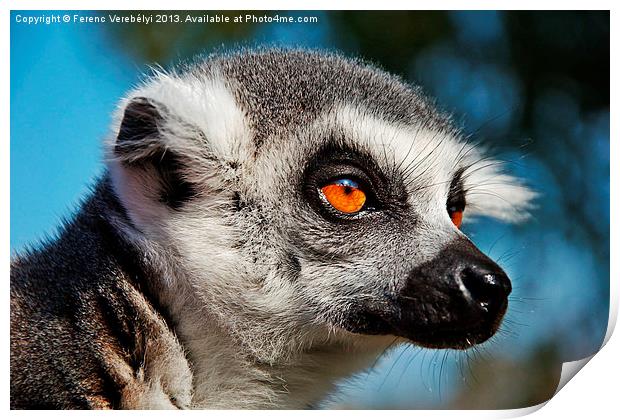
[321,179,367,214]
[449,207,464,229]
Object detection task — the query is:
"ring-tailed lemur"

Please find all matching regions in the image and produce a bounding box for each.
[10,48,534,409]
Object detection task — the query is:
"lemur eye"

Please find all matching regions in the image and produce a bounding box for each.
[447,169,466,229]
[320,179,367,214]
[448,205,464,229]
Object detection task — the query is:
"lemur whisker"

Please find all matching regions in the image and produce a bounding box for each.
[401,129,447,185]
[378,344,409,391]
[396,345,425,387]
[394,123,425,176]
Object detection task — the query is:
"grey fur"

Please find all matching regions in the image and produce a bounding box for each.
[207,49,457,148]
[11,48,534,409]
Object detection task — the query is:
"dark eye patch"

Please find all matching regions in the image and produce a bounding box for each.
[447,168,466,214]
[302,140,408,222]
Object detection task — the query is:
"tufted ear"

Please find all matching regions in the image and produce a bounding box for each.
[461,156,537,223]
[112,97,197,210]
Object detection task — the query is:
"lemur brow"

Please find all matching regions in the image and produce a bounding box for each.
[448,167,467,203]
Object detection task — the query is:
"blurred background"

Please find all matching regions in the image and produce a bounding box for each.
[11,10,610,409]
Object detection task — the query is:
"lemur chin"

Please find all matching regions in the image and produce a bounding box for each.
[11,48,535,409]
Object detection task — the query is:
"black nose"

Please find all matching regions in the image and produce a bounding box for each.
[459,265,512,315]
[394,239,513,349]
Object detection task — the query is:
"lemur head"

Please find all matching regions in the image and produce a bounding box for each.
[108,49,534,361]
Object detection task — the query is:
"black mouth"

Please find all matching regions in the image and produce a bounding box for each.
[407,307,507,349]
[397,299,509,350]
[333,282,511,349]
[407,329,495,350]
[337,293,508,350]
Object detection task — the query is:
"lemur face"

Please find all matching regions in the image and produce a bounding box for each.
[109,50,534,355]
[246,108,518,350]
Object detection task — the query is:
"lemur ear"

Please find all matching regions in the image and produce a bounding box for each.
[113,97,197,210]
[115,97,167,164]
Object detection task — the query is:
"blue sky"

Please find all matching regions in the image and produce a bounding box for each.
[11,14,138,250]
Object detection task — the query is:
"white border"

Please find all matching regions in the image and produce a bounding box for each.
[2,1,616,418]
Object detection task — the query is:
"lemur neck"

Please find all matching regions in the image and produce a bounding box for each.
[170,305,390,409]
